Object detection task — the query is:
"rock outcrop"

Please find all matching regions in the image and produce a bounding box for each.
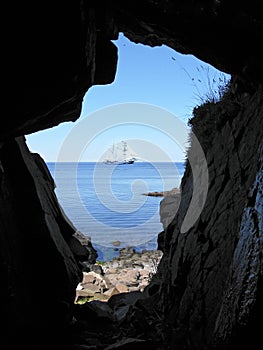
[143,187,180,197]
[2,1,263,349]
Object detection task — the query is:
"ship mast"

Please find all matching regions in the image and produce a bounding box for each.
[122,141,127,160]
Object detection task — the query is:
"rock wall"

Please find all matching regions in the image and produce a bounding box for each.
[155,89,263,349]
[2,1,263,349]
[0,137,99,347]
[7,1,118,139]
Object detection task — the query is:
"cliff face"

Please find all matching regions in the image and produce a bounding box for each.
[1,1,263,349]
[156,89,263,349]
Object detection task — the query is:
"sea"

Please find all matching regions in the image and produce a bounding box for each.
[47,162,185,261]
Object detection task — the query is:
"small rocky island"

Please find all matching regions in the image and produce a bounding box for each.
[142,187,180,197]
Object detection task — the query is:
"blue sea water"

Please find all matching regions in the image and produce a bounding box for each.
[47,162,185,260]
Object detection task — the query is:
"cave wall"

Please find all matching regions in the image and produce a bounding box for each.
[154,88,263,349]
[2,1,263,349]
[6,0,118,139]
[0,137,80,346]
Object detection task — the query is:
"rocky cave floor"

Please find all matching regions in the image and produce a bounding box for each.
[68,247,165,350]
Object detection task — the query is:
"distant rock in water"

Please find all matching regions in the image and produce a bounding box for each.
[142,187,180,197]
[112,240,121,247]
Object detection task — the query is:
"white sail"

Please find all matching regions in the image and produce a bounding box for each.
[103,141,138,164]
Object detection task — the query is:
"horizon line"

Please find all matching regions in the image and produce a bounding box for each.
[45,160,186,163]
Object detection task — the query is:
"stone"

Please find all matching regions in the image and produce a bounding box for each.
[73,231,98,264]
[76,287,100,298]
[104,338,146,350]
[103,287,120,298]
[142,187,180,197]
[112,240,121,247]
[115,284,129,293]
[92,294,109,302]
[82,273,96,284]
[113,305,131,322]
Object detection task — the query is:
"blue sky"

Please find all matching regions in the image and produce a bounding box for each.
[26,33,231,162]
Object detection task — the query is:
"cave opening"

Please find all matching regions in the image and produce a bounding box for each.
[25,32,231,306]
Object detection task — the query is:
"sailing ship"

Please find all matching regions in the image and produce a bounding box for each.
[103,141,138,165]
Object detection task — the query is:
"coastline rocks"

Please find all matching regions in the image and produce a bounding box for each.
[142,187,180,197]
[72,231,98,269]
[75,247,163,303]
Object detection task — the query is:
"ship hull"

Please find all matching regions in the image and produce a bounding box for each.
[103,160,135,165]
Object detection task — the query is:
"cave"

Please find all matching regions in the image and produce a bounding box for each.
[2,1,262,349]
